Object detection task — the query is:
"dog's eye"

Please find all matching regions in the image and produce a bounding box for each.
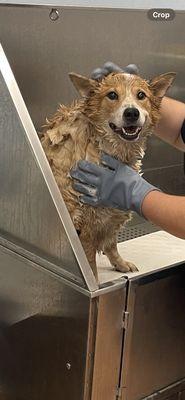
[137,91,146,100]
[107,91,118,100]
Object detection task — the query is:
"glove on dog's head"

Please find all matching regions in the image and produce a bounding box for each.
[69,71,175,144]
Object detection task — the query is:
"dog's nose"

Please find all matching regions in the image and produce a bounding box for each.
[124,107,140,122]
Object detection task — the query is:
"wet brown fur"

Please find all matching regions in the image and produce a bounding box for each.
[41,72,175,281]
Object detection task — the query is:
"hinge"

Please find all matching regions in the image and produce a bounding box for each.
[116,387,122,399]
[122,311,129,330]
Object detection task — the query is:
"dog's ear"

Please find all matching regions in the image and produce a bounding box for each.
[69,73,98,97]
[149,72,176,98]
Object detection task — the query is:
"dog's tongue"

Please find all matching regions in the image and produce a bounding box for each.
[124,126,137,134]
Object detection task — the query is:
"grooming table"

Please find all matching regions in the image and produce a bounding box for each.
[98,231,185,284]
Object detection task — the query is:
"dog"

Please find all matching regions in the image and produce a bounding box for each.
[41,70,175,281]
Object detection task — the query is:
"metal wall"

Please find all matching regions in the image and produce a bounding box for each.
[0,4,184,196]
[0,243,128,400]
[0,43,98,291]
[0,245,92,400]
[0,0,185,10]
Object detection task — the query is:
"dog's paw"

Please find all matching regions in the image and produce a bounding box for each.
[114,260,138,273]
[126,261,138,272]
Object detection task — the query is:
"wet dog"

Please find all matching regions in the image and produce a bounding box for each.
[41,71,175,280]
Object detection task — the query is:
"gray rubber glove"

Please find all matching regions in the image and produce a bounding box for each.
[70,153,159,216]
[91,61,139,80]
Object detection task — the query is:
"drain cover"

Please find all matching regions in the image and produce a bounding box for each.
[118,221,160,242]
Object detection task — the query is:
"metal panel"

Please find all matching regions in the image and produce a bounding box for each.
[0,44,98,291]
[0,244,92,400]
[143,137,184,171]
[0,0,185,10]
[0,243,128,400]
[144,164,185,194]
[140,379,185,400]
[120,265,185,400]
[180,389,185,400]
[91,288,126,400]
[0,5,184,195]
[0,6,184,127]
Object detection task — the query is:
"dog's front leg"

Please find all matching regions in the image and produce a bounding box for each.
[79,231,98,281]
[103,238,138,273]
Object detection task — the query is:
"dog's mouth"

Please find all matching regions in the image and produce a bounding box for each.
[109,122,142,142]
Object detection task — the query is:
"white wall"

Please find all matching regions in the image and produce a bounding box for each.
[0,0,184,10]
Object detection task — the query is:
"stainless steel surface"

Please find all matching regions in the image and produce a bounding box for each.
[118,216,160,242]
[120,265,185,400]
[91,288,126,400]
[97,231,185,285]
[138,378,185,400]
[0,232,185,399]
[0,245,92,400]
[0,6,184,126]
[147,378,185,400]
[0,4,184,199]
[0,0,184,10]
[0,6,185,399]
[0,44,98,291]
[144,164,185,194]
[0,243,126,400]
[0,236,127,298]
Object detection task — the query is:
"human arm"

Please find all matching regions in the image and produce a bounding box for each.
[154,96,185,152]
[70,154,185,240]
[142,191,185,239]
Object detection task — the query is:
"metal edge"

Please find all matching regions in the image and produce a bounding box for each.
[0,235,86,287]
[0,240,91,297]
[141,378,185,400]
[0,235,127,298]
[0,42,98,292]
[83,298,98,400]
[92,278,127,298]
[119,280,137,398]
[126,260,185,283]
[90,288,126,400]
[0,3,184,13]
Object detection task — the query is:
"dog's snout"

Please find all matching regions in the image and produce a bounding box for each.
[123,107,140,123]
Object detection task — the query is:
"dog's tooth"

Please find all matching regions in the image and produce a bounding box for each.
[122,127,126,134]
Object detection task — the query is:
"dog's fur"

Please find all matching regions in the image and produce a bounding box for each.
[41,71,175,280]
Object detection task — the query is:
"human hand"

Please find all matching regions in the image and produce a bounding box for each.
[91,61,139,80]
[70,153,158,216]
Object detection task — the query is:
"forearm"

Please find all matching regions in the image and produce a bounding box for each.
[155,97,185,151]
[142,191,185,239]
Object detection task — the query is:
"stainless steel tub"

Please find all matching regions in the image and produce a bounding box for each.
[0,4,184,400]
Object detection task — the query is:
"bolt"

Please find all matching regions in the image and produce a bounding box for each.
[66,362,71,370]
[49,8,59,22]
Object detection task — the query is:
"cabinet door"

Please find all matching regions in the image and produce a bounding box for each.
[120,265,185,400]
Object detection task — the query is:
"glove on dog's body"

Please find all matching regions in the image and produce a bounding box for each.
[41,71,175,280]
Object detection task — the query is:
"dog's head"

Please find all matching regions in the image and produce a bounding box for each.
[69,71,175,143]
